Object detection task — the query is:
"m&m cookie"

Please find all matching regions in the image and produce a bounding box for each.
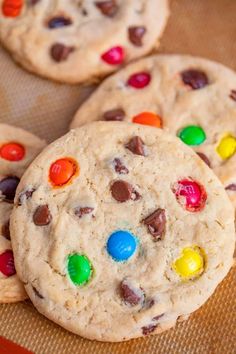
[71,54,236,208]
[0,124,46,303]
[11,122,235,341]
[0,0,169,83]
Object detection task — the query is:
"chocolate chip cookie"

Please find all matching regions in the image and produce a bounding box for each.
[0,124,46,303]
[0,0,169,83]
[11,122,235,341]
[71,54,236,208]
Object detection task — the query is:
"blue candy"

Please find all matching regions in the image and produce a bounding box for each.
[106,230,137,262]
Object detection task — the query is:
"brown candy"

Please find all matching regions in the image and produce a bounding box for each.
[0,176,20,203]
[128,26,146,46]
[111,180,140,202]
[74,207,94,218]
[2,220,10,240]
[197,152,211,168]
[95,0,118,17]
[143,209,166,241]
[181,69,209,90]
[103,108,125,121]
[225,184,236,191]
[230,90,236,101]
[113,158,129,175]
[33,205,52,226]
[50,43,74,62]
[119,279,144,306]
[125,136,146,156]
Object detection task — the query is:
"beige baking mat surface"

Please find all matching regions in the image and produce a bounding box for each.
[0,0,236,353]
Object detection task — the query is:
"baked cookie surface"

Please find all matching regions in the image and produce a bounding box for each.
[71,54,236,206]
[11,122,235,341]
[0,0,169,84]
[0,124,46,303]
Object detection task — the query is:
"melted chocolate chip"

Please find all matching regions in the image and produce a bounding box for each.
[0,176,20,203]
[33,205,52,226]
[95,0,118,17]
[144,298,155,309]
[230,90,236,101]
[126,136,146,156]
[197,152,211,167]
[152,313,164,321]
[48,17,72,29]
[32,286,44,299]
[50,43,74,62]
[119,279,144,306]
[113,158,129,175]
[225,184,236,191]
[18,188,35,206]
[29,0,40,4]
[181,69,209,90]
[2,220,10,240]
[128,26,146,46]
[74,207,94,218]
[111,180,140,202]
[103,108,125,121]
[143,209,166,241]
[142,324,157,336]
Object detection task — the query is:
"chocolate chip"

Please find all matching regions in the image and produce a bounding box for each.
[29,0,40,4]
[230,90,236,101]
[128,26,146,46]
[33,205,52,226]
[32,286,44,299]
[144,298,155,309]
[152,313,164,321]
[50,43,74,62]
[181,69,209,90]
[103,108,125,121]
[125,136,146,156]
[119,279,144,306]
[0,176,20,203]
[111,180,140,202]
[113,158,129,175]
[48,17,72,29]
[2,220,10,240]
[18,188,35,206]
[142,324,157,336]
[143,209,166,241]
[225,184,236,191]
[95,0,118,17]
[74,207,94,218]
[197,152,211,168]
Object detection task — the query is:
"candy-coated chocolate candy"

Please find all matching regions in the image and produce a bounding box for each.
[178,125,206,146]
[2,0,23,17]
[173,247,204,279]
[49,158,78,186]
[107,230,137,262]
[173,179,207,212]
[101,46,124,65]
[0,142,25,161]
[67,254,92,286]
[216,135,236,160]
[127,72,151,89]
[0,250,16,277]
[132,112,162,128]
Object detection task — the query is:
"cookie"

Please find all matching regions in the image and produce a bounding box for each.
[0,124,46,303]
[11,122,235,341]
[71,54,236,208]
[0,0,169,84]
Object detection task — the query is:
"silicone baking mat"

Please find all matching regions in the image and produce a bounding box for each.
[0,0,235,353]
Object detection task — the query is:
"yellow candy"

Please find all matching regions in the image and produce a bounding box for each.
[173,247,204,279]
[216,135,236,160]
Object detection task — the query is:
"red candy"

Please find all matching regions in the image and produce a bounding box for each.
[49,158,78,187]
[2,0,23,17]
[173,179,207,212]
[101,46,125,65]
[0,250,16,277]
[0,142,25,161]
[127,72,151,89]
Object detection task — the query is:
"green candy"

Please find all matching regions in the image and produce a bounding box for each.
[178,125,206,146]
[67,254,92,286]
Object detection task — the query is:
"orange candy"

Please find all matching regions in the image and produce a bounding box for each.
[49,158,78,187]
[0,142,25,161]
[2,0,23,17]
[132,112,163,128]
